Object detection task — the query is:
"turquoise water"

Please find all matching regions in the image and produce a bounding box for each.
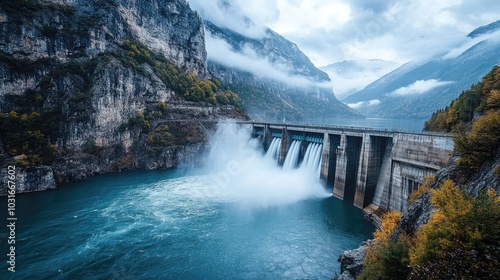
[0,169,374,279]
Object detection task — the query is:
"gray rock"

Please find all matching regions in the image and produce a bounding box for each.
[337,240,373,280]
[0,0,248,195]
[392,191,433,238]
[0,166,56,195]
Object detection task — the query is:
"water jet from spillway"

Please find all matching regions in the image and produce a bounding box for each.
[203,123,329,208]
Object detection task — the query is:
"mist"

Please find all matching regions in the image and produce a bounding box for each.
[202,122,330,209]
[205,32,332,89]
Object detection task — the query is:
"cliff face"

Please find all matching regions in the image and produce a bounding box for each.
[0,0,247,195]
[0,0,207,76]
[1,0,207,110]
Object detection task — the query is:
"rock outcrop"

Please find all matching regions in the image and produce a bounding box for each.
[0,165,56,194]
[337,240,373,280]
[0,0,247,195]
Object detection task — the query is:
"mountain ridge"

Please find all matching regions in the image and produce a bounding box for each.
[203,20,360,122]
[320,59,398,100]
[468,20,500,38]
[343,21,500,118]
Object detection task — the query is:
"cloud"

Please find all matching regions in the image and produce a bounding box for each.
[390,79,454,96]
[189,0,500,74]
[327,71,374,99]
[205,31,330,88]
[268,0,500,66]
[322,59,398,99]
[269,0,352,34]
[346,101,364,109]
[346,99,380,109]
[188,0,279,38]
[443,29,500,59]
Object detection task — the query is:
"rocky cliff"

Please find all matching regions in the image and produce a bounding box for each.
[0,0,247,195]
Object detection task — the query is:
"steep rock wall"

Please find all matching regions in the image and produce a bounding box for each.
[0,0,247,195]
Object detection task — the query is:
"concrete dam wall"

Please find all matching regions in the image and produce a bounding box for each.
[252,123,454,214]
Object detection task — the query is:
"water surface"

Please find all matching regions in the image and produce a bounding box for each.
[0,169,374,279]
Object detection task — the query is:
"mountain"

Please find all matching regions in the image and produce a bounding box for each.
[0,0,247,194]
[320,59,398,100]
[202,21,360,122]
[467,20,500,38]
[343,21,500,119]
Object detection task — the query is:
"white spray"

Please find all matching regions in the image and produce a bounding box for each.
[204,123,329,208]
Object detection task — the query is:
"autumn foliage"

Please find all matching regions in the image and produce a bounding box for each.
[425,65,500,172]
[425,65,500,132]
[409,180,500,279]
[358,211,411,280]
[0,110,59,166]
[118,40,242,110]
[408,175,434,204]
[358,180,500,280]
[454,111,500,171]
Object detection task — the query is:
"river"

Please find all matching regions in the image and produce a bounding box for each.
[0,123,374,279]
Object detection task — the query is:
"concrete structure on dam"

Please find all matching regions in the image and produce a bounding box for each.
[252,123,454,214]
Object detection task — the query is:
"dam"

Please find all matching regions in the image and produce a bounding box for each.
[252,123,454,215]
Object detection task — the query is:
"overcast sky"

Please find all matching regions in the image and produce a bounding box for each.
[188,0,500,67]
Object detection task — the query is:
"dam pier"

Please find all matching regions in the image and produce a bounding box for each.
[251,123,454,214]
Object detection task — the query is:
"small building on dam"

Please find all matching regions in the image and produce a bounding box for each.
[252,123,454,215]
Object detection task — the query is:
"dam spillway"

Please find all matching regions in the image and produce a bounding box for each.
[252,123,454,214]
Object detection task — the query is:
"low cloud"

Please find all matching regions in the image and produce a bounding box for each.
[346,101,364,109]
[188,0,278,39]
[346,99,380,109]
[271,0,500,66]
[189,0,500,67]
[206,31,330,88]
[322,59,398,99]
[443,29,500,59]
[390,79,454,96]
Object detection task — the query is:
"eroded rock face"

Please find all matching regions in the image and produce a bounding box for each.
[0,0,247,195]
[0,166,56,195]
[392,192,433,238]
[0,0,206,75]
[1,0,207,107]
[337,240,373,280]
